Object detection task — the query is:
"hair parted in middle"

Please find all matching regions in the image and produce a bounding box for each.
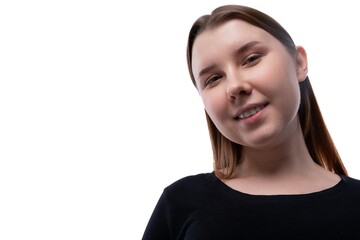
[186,5,347,179]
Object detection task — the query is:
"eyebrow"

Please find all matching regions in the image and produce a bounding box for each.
[197,65,217,79]
[197,41,261,79]
[235,41,261,56]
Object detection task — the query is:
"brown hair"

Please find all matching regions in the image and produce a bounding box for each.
[186,5,347,179]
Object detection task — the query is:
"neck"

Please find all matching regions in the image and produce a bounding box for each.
[224,124,340,195]
[236,124,315,178]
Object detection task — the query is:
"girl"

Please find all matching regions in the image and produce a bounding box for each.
[142,5,360,239]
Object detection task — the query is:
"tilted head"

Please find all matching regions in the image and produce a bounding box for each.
[186,5,347,178]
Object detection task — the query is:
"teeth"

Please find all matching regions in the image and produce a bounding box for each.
[239,106,262,119]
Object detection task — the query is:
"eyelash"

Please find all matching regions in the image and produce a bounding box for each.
[242,54,261,66]
[203,53,262,87]
[205,75,222,86]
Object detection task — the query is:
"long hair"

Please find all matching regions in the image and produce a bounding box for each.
[186,5,347,179]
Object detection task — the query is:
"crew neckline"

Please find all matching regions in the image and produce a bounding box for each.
[210,172,346,199]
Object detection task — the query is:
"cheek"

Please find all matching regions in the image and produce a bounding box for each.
[201,91,227,122]
[265,59,302,114]
[257,56,299,95]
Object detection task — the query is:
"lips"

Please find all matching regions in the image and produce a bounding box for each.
[235,103,267,120]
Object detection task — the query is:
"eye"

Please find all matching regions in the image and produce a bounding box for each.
[205,75,222,87]
[242,54,261,66]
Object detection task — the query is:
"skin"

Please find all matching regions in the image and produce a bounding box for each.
[191,19,339,195]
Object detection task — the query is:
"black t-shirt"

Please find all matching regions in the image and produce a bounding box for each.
[142,172,360,239]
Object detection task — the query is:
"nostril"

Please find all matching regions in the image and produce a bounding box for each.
[239,89,252,95]
[227,85,252,100]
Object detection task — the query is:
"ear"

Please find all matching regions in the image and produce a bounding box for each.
[295,46,308,82]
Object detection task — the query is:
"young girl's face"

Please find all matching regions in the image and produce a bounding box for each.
[191,19,308,149]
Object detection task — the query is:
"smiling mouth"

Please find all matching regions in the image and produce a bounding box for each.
[237,105,266,119]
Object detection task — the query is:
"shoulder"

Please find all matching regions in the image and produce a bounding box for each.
[340,175,360,196]
[341,175,360,186]
[165,172,216,194]
[162,172,218,204]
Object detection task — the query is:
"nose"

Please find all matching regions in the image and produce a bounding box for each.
[226,70,252,101]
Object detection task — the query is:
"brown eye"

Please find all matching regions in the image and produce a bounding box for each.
[205,75,222,86]
[243,54,260,66]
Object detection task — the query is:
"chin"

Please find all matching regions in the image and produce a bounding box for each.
[233,129,281,149]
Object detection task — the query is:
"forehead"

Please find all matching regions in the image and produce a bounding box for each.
[191,19,275,71]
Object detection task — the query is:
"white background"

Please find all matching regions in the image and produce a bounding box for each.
[1,0,359,239]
